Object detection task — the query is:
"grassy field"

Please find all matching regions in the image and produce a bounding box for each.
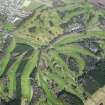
[85,86,105,105]
[1,0,105,105]
[22,0,49,11]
